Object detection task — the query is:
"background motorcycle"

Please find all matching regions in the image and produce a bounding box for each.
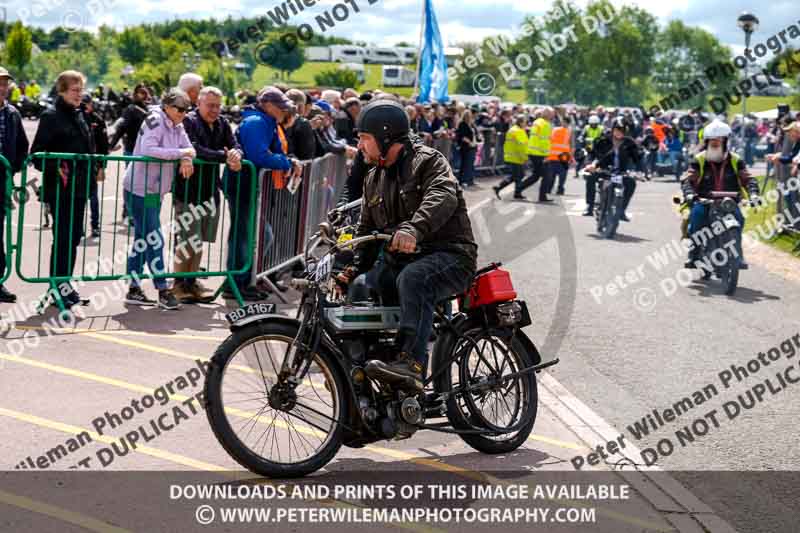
[204,212,554,478]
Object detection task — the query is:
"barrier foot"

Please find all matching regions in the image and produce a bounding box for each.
[37,282,67,314]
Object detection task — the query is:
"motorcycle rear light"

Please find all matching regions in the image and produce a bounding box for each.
[496,301,522,326]
[468,268,517,308]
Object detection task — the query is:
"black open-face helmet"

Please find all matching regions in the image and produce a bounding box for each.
[356,99,410,156]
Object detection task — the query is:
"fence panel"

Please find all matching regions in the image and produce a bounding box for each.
[0,155,12,286]
[15,153,257,310]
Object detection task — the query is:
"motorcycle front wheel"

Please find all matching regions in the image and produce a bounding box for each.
[603,190,623,239]
[204,321,348,478]
[438,327,538,454]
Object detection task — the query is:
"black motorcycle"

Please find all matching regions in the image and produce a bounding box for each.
[204,213,554,478]
[592,169,640,239]
[18,96,47,120]
[688,191,744,295]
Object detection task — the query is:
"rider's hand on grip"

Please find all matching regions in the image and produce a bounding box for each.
[389,230,417,254]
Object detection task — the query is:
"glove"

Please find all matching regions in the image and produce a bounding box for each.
[684,193,696,205]
[749,195,762,208]
[334,265,358,298]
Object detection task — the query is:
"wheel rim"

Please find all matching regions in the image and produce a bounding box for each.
[452,333,530,437]
[219,334,339,466]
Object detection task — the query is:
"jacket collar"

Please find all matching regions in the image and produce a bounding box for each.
[55,96,79,114]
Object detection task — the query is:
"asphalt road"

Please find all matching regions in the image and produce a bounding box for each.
[1,118,798,532]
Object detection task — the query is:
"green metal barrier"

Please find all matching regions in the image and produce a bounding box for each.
[0,154,12,286]
[14,152,258,312]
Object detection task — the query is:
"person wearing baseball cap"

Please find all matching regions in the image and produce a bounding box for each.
[0,66,28,303]
[224,86,301,301]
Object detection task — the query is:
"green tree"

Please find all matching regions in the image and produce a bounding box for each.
[314,67,359,89]
[453,39,507,97]
[118,27,148,65]
[651,20,733,111]
[5,22,32,75]
[257,33,305,79]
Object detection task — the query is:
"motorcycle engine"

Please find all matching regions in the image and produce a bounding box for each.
[381,396,423,440]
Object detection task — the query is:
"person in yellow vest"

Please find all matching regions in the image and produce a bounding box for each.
[546,116,573,195]
[9,82,20,105]
[25,80,41,100]
[519,106,554,202]
[680,119,760,269]
[493,114,529,200]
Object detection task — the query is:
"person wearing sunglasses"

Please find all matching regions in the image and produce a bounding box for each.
[122,88,195,310]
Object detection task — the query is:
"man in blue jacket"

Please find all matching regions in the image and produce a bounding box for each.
[225,86,301,300]
[0,67,29,303]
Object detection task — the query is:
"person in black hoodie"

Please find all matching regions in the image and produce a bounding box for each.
[30,70,96,308]
[284,89,316,161]
[0,67,30,303]
[80,93,109,238]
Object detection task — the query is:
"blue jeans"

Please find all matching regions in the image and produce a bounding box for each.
[125,192,167,290]
[667,151,682,176]
[459,147,476,185]
[223,173,268,290]
[688,203,745,264]
[365,251,475,369]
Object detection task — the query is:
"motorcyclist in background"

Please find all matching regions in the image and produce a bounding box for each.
[582,118,641,219]
[576,114,604,176]
[681,119,760,269]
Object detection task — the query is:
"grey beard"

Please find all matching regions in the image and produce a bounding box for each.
[706,147,724,163]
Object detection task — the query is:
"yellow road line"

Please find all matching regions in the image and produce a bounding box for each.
[0,489,133,533]
[527,434,588,451]
[0,406,225,471]
[0,405,439,533]
[3,353,668,531]
[14,325,225,342]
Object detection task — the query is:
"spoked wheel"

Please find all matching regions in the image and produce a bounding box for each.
[439,327,538,454]
[204,321,347,478]
[603,192,622,239]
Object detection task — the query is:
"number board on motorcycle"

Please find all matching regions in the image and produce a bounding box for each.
[315,255,332,282]
[225,303,276,325]
[611,175,624,184]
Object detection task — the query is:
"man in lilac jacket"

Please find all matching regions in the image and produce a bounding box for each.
[123,88,196,310]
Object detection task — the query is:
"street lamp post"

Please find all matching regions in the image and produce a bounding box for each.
[737,12,759,119]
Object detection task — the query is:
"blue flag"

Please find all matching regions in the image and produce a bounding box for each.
[417,0,448,103]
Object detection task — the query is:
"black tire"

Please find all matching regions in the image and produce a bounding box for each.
[603,193,622,239]
[438,327,538,454]
[204,321,348,478]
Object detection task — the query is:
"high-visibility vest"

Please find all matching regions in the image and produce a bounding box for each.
[503,125,528,165]
[698,127,704,143]
[695,152,746,196]
[527,118,551,156]
[546,126,571,161]
[583,125,603,145]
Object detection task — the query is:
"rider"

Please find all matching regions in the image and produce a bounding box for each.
[681,119,760,269]
[337,100,478,392]
[582,118,641,220]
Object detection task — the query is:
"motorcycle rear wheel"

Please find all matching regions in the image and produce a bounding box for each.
[438,327,538,454]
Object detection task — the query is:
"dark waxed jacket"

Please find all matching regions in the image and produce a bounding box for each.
[176,110,240,205]
[30,96,96,203]
[355,137,477,271]
[681,151,759,199]
[0,102,30,197]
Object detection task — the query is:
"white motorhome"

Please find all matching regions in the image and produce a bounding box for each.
[305,46,331,62]
[395,47,417,64]
[339,62,366,84]
[382,65,416,87]
[330,45,366,63]
[365,47,403,64]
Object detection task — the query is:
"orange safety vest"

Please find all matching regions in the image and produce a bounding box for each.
[546,126,571,162]
[272,125,290,189]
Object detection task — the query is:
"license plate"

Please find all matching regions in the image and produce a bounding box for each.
[225,303,276,324]
[611,175,624,184]
[315,254,332,282]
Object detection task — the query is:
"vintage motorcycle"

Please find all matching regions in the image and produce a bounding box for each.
[683,191,745,295]
[591,169,643,239]
[204,207,555,478]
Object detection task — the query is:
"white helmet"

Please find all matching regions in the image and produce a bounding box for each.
[703,119,731,140]
[588,115,600,125]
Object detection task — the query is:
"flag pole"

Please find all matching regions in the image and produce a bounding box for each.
[412,0,426,101]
